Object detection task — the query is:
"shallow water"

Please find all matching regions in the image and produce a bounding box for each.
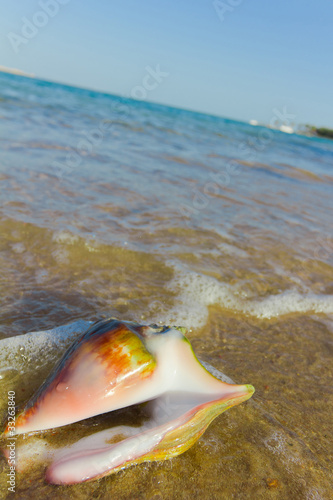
[0,71,332,499]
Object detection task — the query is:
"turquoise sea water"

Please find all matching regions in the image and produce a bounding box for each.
[0,71,333,498]
[1,71,332,249]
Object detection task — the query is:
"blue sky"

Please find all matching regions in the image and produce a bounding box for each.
[0,0,332,127]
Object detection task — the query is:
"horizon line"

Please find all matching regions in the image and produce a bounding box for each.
[0,66,327,131]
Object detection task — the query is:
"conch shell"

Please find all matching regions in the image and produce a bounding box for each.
[3,318,254,484]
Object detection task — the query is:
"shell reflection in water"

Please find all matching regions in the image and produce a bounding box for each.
[3,318,254,484]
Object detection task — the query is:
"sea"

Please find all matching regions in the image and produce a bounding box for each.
[0,71,332,499]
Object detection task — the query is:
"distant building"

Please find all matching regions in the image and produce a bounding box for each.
[279,125,294,134]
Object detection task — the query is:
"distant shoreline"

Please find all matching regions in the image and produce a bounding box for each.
[306,127,333,140]
[1,67,332,136]
[0,66,34,78]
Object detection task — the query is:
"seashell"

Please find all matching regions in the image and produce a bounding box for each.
[3,318,254,484]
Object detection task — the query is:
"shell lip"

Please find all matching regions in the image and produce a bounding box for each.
[44,384,255,485]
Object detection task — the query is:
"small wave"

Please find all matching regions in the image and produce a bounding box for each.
[150,264,333,328]
[0,320,91,373]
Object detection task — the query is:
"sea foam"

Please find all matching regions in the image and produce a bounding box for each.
[0,320,91,373]
[1,266,332,370]
[150,263,333,329]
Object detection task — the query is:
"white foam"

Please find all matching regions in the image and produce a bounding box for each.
[263,430,301,464]
[0,320,92,372]
[52,231,79,245]
[1,267,332,372]
[11,242,26,254]
[8,437,54,473]
[150,264,333,329]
